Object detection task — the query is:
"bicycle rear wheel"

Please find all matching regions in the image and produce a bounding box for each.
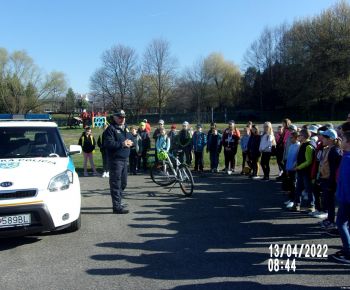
[150,161,176,186]
[178,164,194,196]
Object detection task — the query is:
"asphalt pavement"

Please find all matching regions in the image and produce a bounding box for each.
[0,168,349,290]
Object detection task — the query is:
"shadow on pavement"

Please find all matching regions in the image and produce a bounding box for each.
[0,236,41,250]
[86,173,350,287]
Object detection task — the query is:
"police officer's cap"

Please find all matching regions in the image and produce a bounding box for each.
[114,110,126,117]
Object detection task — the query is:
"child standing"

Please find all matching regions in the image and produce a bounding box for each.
[156,127,171,155]
[275,125,284,177]
[318,129,342,230]
[331,130,350,265]
[222,120,241,174]
[97,124,109,178]
[129,126,142,175]
[259,121,276,180]
[293,129,316,212]
[240,125,251,175]
[167,124,178,154]
[192,124,207,172]
[284,131,300,208]
[207,128,222,173]
[177,121,192,165]
[78,126,98,177]
[247,125,261,179]
[138,122,150,172]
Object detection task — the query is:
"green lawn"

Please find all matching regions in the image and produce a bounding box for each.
[59,124,280,172]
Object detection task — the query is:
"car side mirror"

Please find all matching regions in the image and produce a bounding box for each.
[68,145,82,155]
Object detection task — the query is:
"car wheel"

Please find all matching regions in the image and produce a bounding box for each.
[66,215,81,232]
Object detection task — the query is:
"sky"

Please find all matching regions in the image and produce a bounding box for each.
[0,0,343,94]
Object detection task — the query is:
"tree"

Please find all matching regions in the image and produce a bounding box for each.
[0,48,67,113]
[184,57,210,122]
[129,73,157,120]
[143,38,177,118]
[90,44,138,111]
[90,68,110,112]
[65,88,76,113]
[203,53,241,111]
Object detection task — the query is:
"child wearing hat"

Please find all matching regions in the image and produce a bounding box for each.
[192,124,207,172]
[318,129,342,230]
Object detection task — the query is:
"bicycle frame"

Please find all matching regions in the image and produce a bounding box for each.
[162,153,180,179]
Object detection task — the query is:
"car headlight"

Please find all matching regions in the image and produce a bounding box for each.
[48,170,73,192]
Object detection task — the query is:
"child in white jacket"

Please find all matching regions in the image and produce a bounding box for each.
[259,122,276,180]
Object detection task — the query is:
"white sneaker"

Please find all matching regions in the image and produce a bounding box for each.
[227,170,232,175]
[106,172,110,178]
[284,200,291,205]
[102,172,106,178]
[286,201,294,208]
[314,211,328,219]
[252,176,261,179]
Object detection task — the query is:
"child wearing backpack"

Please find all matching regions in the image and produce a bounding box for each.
[293,129,316,212]
[79,126,98,177]
[318,129,342,230]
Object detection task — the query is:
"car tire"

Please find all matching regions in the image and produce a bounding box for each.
[66,215,81,232]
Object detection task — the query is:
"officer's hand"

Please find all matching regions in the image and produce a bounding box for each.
[123,139,133,147]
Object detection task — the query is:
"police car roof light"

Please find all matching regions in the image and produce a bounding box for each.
[0,114,51,121]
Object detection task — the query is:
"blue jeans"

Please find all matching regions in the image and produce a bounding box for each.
[336,202,350,256]
[295,170,315,207]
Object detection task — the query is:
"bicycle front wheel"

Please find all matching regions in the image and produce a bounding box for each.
[178,164,194,196]
[150,161,176,187]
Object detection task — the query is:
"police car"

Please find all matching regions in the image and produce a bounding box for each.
[0,114,82,237]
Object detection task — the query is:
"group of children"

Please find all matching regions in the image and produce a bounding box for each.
[275,118,350,265]
[78,116,350,265]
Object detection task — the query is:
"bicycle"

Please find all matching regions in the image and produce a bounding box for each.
[150,150,194,196]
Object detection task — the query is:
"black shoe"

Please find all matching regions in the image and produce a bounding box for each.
[325,228,340,237]
[113,208,129,214]
[330,250,350,265]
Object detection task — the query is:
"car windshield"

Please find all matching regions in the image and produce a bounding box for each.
[0,126,67,158]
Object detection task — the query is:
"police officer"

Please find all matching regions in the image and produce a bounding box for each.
[104,110,133,214]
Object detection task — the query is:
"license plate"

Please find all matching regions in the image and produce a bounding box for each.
[0,214,31,228]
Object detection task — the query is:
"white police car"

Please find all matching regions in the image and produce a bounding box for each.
[0,114,82,237]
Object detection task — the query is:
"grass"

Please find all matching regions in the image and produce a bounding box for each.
[59,126,249,172]
[59,125,281,172]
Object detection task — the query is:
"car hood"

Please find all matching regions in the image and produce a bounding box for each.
[0,158,70,190]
